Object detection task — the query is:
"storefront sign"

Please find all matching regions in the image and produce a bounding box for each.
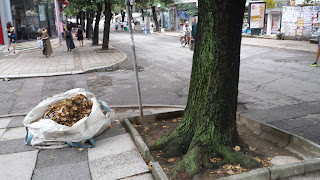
[39,5,46,21]
[249,2,266,29]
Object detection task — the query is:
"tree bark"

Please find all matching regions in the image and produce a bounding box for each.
[102,0,112,49]
[86,11,94,39]
[80,11,85,30]
[152,6,159,31]
[141,9,144,21]
[151,0,260,177]
[93,3,102,46]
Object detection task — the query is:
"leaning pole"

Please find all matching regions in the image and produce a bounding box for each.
[125,0,144,126]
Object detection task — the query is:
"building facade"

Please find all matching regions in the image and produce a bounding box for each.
[0,0,58,45]
[167,0,197,31]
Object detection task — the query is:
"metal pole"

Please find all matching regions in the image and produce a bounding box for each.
[126,0,144,126]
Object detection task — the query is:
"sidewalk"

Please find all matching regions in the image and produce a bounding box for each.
[0,113,153,180]
[0,39,128,79]
[156,31,318,53]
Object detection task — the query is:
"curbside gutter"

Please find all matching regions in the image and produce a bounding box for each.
[0,50,129,79]
[120,107,320,180]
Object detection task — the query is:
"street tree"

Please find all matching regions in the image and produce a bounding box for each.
[150,0,260,177]
[102,0,113,49]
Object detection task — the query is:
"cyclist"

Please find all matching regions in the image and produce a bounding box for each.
[182,21,192,45]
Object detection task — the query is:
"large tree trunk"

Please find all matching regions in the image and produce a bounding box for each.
[151,0,260,177]
[151,6,159,31]
[86,10,94,39]
[92,3,102,45]
[80,11,85,29]
[141,9,145,21]
[102,0,112,49]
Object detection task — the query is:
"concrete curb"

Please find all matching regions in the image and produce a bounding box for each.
[0,49,129,79]
[238,114,320,159]
[122,117,168,180]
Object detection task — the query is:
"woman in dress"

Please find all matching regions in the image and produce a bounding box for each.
[6,22,16,54]
[64,25,74,51]
[76,25,84,47]
[39,26,52,58]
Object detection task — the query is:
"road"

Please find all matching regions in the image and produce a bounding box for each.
[1,26,320,145]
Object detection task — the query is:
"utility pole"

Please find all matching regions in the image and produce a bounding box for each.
[126,0,144,126]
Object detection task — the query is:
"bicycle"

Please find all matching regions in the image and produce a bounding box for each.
[180,32,190,47]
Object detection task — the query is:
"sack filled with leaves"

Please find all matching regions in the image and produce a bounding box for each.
[24,88,111,148]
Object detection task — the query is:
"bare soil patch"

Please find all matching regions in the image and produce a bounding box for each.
[135,116,302,180]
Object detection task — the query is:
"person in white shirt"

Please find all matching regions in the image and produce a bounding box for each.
[182,21,192,45]
[150,21,155,34]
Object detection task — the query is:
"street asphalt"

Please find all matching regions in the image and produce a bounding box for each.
[1,24,320,179]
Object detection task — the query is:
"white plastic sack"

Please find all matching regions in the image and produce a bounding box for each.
[24,88,111,148]
[37,39,44,50]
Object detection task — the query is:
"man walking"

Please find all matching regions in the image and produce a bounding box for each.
[310,37,320,67]
[191,18,197,40]
[191,18,197,51]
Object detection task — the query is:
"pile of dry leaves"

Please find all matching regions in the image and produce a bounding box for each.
[43,94,93,127]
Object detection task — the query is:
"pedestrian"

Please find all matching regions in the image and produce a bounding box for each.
[150,21,154,34]
[120,22,124,31]
[115,21,119,31]
[123,21,128,31]
[142,21,147,35]
[39,26,52,58]
[76,25,84,47]
[64,25,74,51]
[182,21,192,45]
[310,36,320,67]
[6,22,16,54]
[131,21,135,30]
[190,18,197,51]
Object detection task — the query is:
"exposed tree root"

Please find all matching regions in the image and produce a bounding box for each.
[150,119,194,157]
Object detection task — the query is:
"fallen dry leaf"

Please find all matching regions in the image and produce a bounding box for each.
[132,123,137,127]
[163,126,170,128]
[233,146,241,152]
[267,157,271,161]
[227,170,235,175]
[168,158,176,162]
[163,168,169,172]
[249,146,256,151]
[217,170,223,174]
[78,148,85,152]
[153,123,158,126]
[210,158,222,163]
[144,127,150,131]
[172,119,178,123]
[254,157,262,163]
[147,163,152,170]
[109,125,114,129]
[49,155,57,160]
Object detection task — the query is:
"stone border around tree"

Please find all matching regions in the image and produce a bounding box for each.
[120,106,320,180]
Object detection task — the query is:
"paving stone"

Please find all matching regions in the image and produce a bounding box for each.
[94,122,127,141]
[32,161,91,180]
[0,150,38,180]
[123,173,154,180]
[88,133,135,161]
[89,149,149,180]
[7,116,24,128]
[35,147,88,169]
[0,118,11,128]
[0,138,36,155]
[0,127,26,141]
[0,129,5,138]
[289,171,320,180]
